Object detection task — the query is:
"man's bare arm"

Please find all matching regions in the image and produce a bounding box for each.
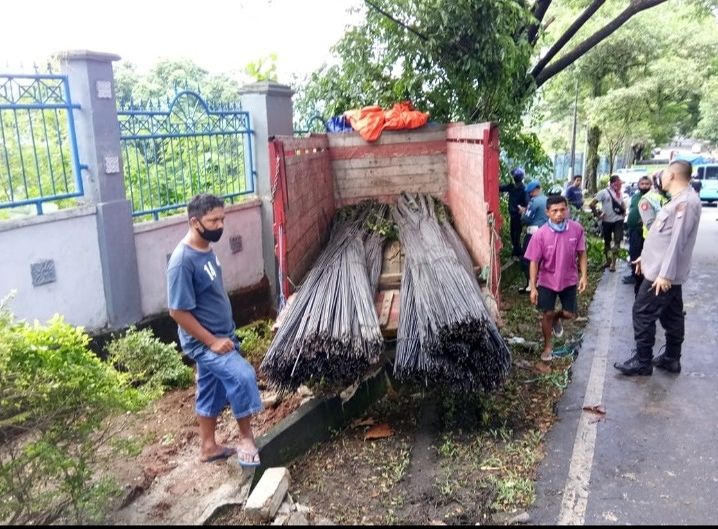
[169,309,234,354]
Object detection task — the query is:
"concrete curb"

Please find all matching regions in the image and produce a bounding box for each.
[252,365,390,489]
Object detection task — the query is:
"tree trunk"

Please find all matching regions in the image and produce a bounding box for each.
[586,125,601,194]
[632,142,645,164]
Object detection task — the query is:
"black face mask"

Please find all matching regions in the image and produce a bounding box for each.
[639,187,650,195]
[197,220,223,242]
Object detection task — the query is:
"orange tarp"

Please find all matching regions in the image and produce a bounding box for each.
[344,102,429,142]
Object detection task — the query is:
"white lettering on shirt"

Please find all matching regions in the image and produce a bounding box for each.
[204,261,217,281]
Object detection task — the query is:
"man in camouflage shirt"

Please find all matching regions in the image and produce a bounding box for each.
[614,160,702,376]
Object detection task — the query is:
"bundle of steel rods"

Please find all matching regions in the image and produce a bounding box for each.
[392,193,511,392]
[260,201,390,390]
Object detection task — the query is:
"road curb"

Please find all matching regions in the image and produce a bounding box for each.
[252,365,390,488]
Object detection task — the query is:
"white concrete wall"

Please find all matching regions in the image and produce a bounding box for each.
[0,207,108,329]
[133,198,265,318]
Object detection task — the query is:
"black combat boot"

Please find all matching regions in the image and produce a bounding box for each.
[652,354,681,373]
[614,355,653,376]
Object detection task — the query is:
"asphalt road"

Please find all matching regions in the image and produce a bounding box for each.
[530,204,718,525]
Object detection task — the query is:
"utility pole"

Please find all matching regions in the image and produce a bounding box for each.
[568,75,579,181]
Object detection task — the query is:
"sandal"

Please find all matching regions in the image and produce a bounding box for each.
[237,447,261,468]
[540,352,555,362]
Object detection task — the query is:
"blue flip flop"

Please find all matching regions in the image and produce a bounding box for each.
[200,446,236,463]
[237,448,261,468]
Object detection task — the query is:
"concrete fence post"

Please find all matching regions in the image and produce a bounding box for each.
[238,82,294,308]
[57,50,143,329]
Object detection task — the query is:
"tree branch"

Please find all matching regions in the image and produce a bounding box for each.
[526,0,554,46]
[530,0,606,81]
[364,0,428,42]
[533,0,669,88]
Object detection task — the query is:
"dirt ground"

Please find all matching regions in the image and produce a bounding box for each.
[95,261,600,526]
[98,380,304,524]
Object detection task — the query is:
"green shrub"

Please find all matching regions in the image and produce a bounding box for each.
[236,319,274,367]
[0,293,146,524]
[105,326,194,395]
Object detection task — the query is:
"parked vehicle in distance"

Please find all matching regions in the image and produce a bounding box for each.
[694,164,718,205]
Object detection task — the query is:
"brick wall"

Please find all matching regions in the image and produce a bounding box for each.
[328,125,448,207]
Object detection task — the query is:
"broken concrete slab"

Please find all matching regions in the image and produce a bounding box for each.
[244,467,290,522]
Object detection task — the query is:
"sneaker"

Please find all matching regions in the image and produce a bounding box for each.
[552,319,564,338]
[622,275,636,284]
[614,356,652,376]
[518,286,532,293]
[652,354,681,373]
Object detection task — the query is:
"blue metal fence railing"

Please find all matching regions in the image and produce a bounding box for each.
[118,91,256,221]
[0,73,86,215]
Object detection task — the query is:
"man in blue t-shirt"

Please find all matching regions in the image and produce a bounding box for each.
[518,180,548,292]
[167,193,262,467]
[564,175,584,210]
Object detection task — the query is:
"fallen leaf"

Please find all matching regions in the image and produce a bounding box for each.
[364,423,394,440]
[582,404,606,415]
[351,417,376,428]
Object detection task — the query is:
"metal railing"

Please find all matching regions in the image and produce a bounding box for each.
[0,73,85,215]
[118,91,256,221]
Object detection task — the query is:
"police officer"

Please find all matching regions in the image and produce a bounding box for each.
[614,160,702,376]
[500,167,528,258]
[628,172,670,296]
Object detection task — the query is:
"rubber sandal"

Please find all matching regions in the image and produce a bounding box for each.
[200,446,236,463]
[552,320,564,338]
[541,352,555,362]
[237,448,261,467]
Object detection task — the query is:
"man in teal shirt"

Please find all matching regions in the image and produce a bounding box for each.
[623,176,652,292]
[518,181,548,292]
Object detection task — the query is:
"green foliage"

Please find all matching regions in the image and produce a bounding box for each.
[0,294,146,524]
[244,54,278,82]
[236,319,274,367]
[532,1,718,185]
[293,0,534,128]
[501,126,554,182]
[105,326,194,395]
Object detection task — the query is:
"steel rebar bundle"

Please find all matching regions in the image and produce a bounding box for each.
[392,193,511,392]
[260,201,390,390]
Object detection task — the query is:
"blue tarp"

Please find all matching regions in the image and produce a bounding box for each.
[673,153,714,165]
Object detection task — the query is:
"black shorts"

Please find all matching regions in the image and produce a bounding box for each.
[601,220,623,247]
[537,285,578,314]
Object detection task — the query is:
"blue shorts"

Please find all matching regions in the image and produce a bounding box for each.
[185,339,262,419]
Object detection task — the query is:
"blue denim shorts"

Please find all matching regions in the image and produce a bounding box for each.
[185,339,262,419]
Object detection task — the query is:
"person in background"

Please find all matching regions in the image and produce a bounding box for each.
[518,180,548,292]
[588,174,626,272]
[500,167,528,258]
[524,195,588,361]
[167,193,263,466]
[614,160,702,376]
[622,176,653,291]
[564,175,584,210]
